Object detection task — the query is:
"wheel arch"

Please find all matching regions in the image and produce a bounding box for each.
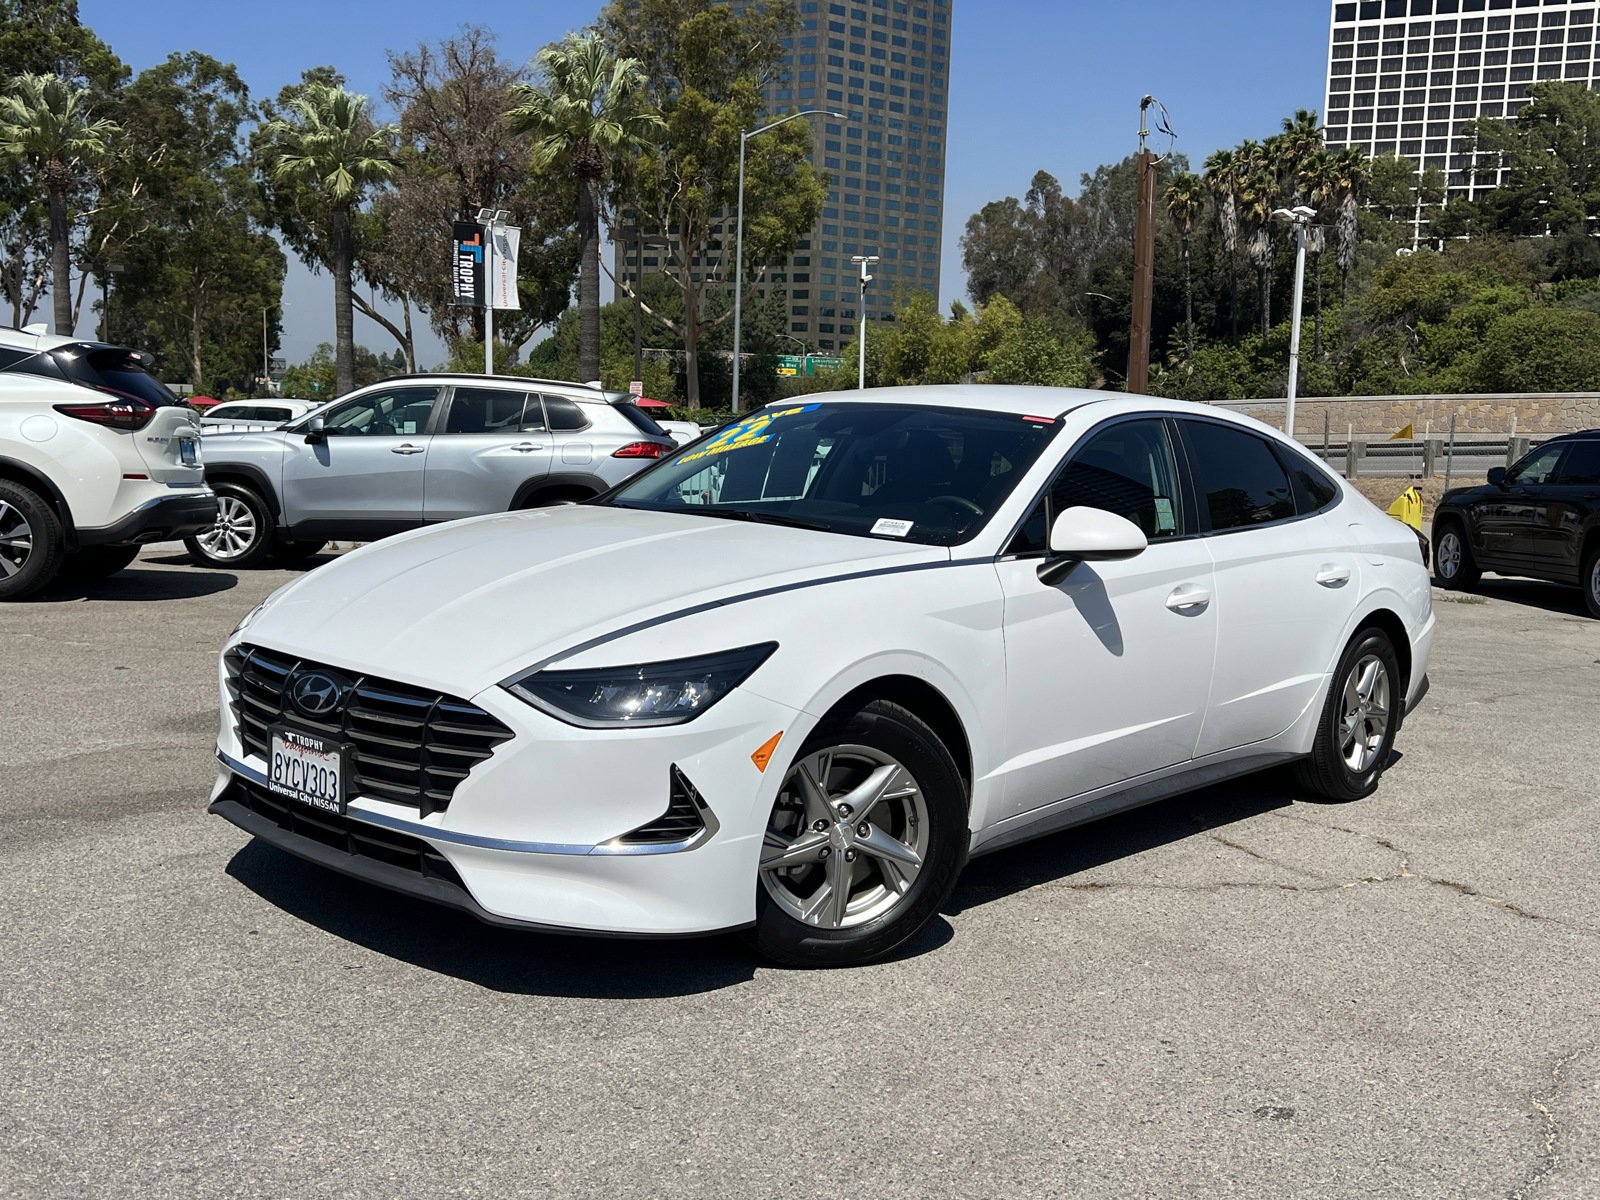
[204,465,281,521]
[1348,605,1413,705]
[0,454,77,547]
[511,472,605,509]
[814,674,974,800]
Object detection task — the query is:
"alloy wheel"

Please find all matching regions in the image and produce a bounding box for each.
[760,744,929,930]
[0,499,33,579]
[1590,557,1600,609]
[1437,530,1462,580]
[1339,654,1390,774]
[198,495,257,561]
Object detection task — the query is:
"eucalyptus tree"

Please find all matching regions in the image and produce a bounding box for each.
[259,83,396,396]
[506,31,661,384]
[0,72,118,333]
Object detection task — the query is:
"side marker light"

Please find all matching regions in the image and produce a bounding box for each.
[751,732,783,773]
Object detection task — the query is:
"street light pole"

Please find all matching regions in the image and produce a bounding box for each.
[851,254,878,389]
[731,108,847,415]
[1273,205,1316,442]
[476,207,511,376]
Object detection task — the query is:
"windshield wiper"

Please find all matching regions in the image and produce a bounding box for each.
[692,506,834,532]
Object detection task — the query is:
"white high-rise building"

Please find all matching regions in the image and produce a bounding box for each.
[1324,0,1599,203]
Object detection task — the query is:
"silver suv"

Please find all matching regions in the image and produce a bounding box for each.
[186,374,675,567]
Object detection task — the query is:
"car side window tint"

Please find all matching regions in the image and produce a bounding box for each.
[323,387,441,437]
[1507,443,1565,485]
[261,407,291,423]
[1275,442,1341,513]
[444,387,528,435]
[0,347,29,370]
[1050,419,1183,540]
[541,395,590,432]
[1182,421,1296,531]
[1553,441,1600,486]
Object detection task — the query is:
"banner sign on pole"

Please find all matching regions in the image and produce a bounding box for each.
[451,221,485,307]
[490,224,521,311]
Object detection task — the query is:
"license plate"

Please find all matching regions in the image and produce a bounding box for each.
[268,726,347,814]
[179,437,199,467]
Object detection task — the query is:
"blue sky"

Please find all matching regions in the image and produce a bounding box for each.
[81,0,1330,367]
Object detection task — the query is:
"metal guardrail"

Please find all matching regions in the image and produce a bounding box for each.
[1304,435,1548,479]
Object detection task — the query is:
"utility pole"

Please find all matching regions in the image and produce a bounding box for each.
[1127,96,1158,395]
[851,254,879,389]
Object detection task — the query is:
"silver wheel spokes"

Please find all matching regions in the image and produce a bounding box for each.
[1339,654,1390,774]
[1590,559,1600,605]
[760,745,929,930]
[0,500,33,578]
[198,496,257,560]
[1438,532,1460,579]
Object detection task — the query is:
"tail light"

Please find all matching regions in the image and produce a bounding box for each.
[54,398,155,431]
[612,441,666,459]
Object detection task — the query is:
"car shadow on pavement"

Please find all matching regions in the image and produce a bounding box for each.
[945,775,1296,916]
[144,552,333,574]
[1470,577,1591,618]
[226,841,759,997]
[28,566,238,603]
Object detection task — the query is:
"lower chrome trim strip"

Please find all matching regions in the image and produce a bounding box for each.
[215,747,705,857]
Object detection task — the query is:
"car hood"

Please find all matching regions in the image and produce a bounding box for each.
[244,505,947,694]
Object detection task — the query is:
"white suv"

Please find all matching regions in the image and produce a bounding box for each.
[0,328,216,599]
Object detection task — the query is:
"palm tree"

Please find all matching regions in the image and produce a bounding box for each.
[1203,149,1240,337]
[506,33,661,384]
[0,74,119,335]
[1331,146,1371,303]
[263,84,395,396]
[1299,149,1339,359]
[1278,109,1324,199]
[1163,172,1204,358]
[1238,167,1279,338]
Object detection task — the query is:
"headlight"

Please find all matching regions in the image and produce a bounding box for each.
[506,643,777,728]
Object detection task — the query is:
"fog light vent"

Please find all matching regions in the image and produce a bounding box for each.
[610,765,720,849]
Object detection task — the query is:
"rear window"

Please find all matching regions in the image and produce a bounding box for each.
[53,346,180,408]
[542,395,591,432]
[1180,420,1296,531]
[614,401,668,437]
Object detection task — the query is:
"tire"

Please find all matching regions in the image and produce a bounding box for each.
[183,481,275,568]
[1293,627,1403,803]
[1432,519,1480,590]
[747,699,969,968]
[272,540,328,563]
[1582,542,1600,620]
[61,544,141,579]
[0,478,66,601]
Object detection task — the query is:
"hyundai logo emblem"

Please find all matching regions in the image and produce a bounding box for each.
[290,671,343,718]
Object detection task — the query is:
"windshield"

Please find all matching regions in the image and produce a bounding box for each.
[607,401,1059,546]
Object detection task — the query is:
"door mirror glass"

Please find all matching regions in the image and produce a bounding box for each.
[1486,466,1505,487]
[305,416,326,444]
[1048,506,1148,561]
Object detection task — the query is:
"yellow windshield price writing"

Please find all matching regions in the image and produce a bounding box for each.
[677,403,820,466]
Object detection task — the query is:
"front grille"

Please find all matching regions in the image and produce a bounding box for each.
[225,643,514,817]
[227,775,466,888]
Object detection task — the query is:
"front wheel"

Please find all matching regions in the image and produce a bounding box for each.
[1293,628,1402,802]
[1433,521,1480,590]
[748,700,968,967]
[1582,543,1600,620]
[184,482,275,568]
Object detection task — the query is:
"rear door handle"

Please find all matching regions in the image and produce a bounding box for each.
[511,442,544,453]
[1315,564,1352,587]
[1166,584,1211,611]
[390,443,426,455]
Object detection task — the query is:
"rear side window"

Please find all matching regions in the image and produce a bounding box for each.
[614,401,668,437]
[55,347,180,408]
[0,347,32,370]
[1274,443,1341,513]
[542,395,591,432]
[1180,420,1296,531]
[1554,440,1600,485]
[444,387,535,434]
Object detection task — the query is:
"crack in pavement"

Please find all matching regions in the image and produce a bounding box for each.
[1508,1042,1597,1199]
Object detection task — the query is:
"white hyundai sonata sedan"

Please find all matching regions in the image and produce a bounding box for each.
[211,386,1434,966]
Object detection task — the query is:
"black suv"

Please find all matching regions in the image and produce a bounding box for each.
[1433,431,1600,617]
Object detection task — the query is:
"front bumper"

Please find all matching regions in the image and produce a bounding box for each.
[79,489,218,547]
[212,674,805,936]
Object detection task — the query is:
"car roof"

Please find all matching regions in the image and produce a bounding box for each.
[780,384,1263,422]
[0,326,122,354]
[379,373,616,399]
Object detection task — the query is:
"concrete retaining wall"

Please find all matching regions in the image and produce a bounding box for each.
[1215,393,1600,439]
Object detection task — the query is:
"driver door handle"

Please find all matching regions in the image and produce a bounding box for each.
[390,443,426,455]
[1315,564,1352,587]
[1165,584,1211,611]
[511,442,543,453]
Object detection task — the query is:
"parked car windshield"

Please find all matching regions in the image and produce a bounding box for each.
[607,402,1059,546]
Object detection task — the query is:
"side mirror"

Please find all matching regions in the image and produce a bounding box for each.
[304,416,326,445]
[1486,466,1506,488]
[1038,506,1147,584]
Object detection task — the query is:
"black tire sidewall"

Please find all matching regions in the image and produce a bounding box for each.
[1321,631,1402,799]
[1583,546,1600,620]
[751,700,968,968]
[0,479,65,600]
[185,482,273,568]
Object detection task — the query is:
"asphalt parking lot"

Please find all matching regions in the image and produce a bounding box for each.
[2,547,1597,1200]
